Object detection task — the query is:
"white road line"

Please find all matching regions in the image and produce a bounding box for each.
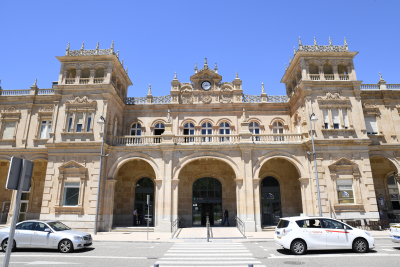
[268,253,400,259]
[0,255,147,259]
[381,249,396,252]
[159,257,256,260]
[167,250,250,253]
[155,261,262,264]
[149,265,266,267]
[169,248,247,250]
[164,253,253,256]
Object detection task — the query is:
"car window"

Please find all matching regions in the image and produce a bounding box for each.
[296,219,322,228]
[15,222,35,230]
[34,222,48,232]
[47,221,71,231]
[277,219,290,228]
[321,219,345,229]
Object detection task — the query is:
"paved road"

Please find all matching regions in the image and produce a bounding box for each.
[1,239,399,266]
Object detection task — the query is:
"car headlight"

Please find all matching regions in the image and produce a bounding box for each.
[73,236,83,241]
[364,231,371,236]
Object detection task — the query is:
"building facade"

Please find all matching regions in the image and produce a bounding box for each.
[1,39,400,233]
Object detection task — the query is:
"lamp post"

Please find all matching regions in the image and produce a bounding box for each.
[309,113,322,217]
[94,115,107,235]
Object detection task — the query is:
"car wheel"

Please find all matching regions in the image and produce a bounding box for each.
[353,238,369,253]
[291,239,307,255]
[1,239,16,252]
[58,239,73,253]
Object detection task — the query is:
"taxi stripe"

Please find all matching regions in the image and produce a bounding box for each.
[325,230,349,234]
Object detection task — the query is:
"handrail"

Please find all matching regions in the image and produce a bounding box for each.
[235,216,245,237]
[174,134,240,144]
[171,216,181,238]
[251,133,302,143]
[206,215,210,242]
[113,135,164,145]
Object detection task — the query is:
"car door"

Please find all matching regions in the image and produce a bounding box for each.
[31,222,52,247]
[297,218,326,249]
[321,219,352,249]
[14,222,35,247]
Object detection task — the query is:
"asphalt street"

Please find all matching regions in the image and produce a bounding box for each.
[0,239,399,267]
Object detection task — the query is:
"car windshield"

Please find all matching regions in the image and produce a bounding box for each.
[277,219,290,228]
[47,221,71,231]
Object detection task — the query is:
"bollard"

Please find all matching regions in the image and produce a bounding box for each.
[248,264,253,267]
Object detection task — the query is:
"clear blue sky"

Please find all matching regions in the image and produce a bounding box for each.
[1,0,399,97]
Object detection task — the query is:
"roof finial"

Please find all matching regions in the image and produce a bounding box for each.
[117,50,119,59]
[81,41,84,50]
[111,40,114,51]
[242,108,247,122]
[148,84,152,95]
[194,63,198,74]
[344,37,348,51]
[299,36,303,46]
[285,63,288,71]
[96,41,99,50]
[236,71,238,79]
[167,109,171,123]
[261,82,265,94]
[34,78,37,86]
[314,37,317,46]
[174,72,177,80]
[379,71,383,80]
[204,58,208,68]
[329,37,332,46]
[289,56,292,64]
[121,59,124,67]
[125,66,128,73]
[65,42,70,56]
[294,46,296,55]
[214,62,218,73]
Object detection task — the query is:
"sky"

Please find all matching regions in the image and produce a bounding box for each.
[1,0,399,97]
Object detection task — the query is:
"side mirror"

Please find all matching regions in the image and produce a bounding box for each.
[44,228,52,233]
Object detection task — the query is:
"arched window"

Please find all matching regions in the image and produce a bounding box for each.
[323,64,333,80]
[183,122,195,143]
[68,69,76,78]
[338,65,348,74]
[388,175,400,210]
[249,122,260,134]
[272,121,284,141]
[309,64,318,74]
[81,68,90,78]
[219,122,230,142]
[95,68,105,78]
[154,123,164,143]
[113,118,118,136]
[202,122,213,142]
[130,123,141,136]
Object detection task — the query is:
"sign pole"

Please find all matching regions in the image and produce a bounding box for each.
[147,195,150,241]
[3,160,28,267]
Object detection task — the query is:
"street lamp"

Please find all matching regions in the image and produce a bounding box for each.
[94,116,108,235]
[309,113,322,217]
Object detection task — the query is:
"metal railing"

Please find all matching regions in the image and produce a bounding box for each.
[171,216,181,238]
[235,216,245,237]
[206,216,211,242]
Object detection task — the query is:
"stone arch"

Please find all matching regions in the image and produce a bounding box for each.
[216,118,233,127]
[107,153,160,180]
[173,152,240,180]
[253,151,306,179]
[199,118,215,126]
[369,152,400,173]
[180,118,197,127]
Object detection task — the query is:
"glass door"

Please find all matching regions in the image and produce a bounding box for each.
[18,192,30,222]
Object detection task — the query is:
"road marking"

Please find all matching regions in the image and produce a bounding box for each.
[381,249,396,252]
[268,253,400,259]
[159,257,256,260]
[149,266,266,267]
[164,253,253,256]
[167,250,249,252]
[155,261,262,264]
[24,261,80,265]
[0,255,147,259]
[136,246,154,248]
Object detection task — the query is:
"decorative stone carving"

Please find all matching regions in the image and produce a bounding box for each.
[181,95,194,104]
[363,102,377,108]
[1,107,20,114]
[39,106,53,112]
[318,92,349,100]
[394,151,400,158]
[201,95,212,104]
[66,95,96,104]
[219,94,232,104]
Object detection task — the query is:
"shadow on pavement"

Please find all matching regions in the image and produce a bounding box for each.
[276,248,377,255]
[1,247,95,254]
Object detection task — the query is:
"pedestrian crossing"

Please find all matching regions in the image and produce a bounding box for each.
[153,242,266,267]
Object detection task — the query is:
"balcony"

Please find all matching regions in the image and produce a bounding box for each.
[112,133,302,147]
[324,74,334,80]
[339,74,349,81]
[65,78,75,84]
[79,78,90,84]
[310,74,320,81]
[94,78,104,84]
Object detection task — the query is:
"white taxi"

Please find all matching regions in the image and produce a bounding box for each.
[274,216,375,255]
[390,223,400,243]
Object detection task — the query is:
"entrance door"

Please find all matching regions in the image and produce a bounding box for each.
[192,177,222,226]
[261,177,282,226]
[134,178,154,226]
[19,192,30,222]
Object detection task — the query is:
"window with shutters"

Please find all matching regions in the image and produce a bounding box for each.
[39,120,52,139]
[331,109,340,129]
[1,121,16,139]
[337,179,354,204]
[322,109,329,129]
[75,112,83,132]
[63,96,97,134]
[365,116,378,135]
[342,109,349,129]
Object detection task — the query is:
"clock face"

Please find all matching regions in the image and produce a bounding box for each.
[201,81,212,91]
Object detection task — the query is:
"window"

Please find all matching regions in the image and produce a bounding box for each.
[219,122,230,142]
[86,113,92,132]
[1,121,16,139]
[67,113,73,132]
[337,179,354,204]
[16,221,35,230]
[35,222,49,232]
[114,118,118,136]
[62,182,80,206]
[365,116,378,135]
[75,113,83,132]
[39,120,52,139]
[95,68,104,78]
[295,219,322,228]
[154,123,164,143]
[272,121,284,141]
[183,123,195,143]
[202,122,212,142]
[388,176,400,210]
[342,109,349,129]
[81,69,90,78]
[321,219,346,229]
[68,69,76,78]
[47,221,71,231]
[249,122,260,134]
[131,123,142,136]
[332,108,340,129]
[322,109,329,129]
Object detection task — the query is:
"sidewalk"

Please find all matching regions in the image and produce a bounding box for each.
[89,228,391,243]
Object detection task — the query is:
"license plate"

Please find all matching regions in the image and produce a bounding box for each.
[394,236,400,239]
[277,236,281,239]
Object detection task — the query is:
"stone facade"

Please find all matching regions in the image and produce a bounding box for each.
[0,39,400,232]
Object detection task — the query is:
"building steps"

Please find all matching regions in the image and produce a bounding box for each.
[111,226,155,232]
[0,224,7,229]
[262,226,276,231]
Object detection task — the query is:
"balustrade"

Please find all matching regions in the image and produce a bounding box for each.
[94,78,104,84]
[79,78,90,84]
[251,133,302,143]
[0,89,30,96]
[65,78,75,84]
[113,135,163,145]
[310,74,320,81]
[324,74,334,80]
[174,134,240,144]
[360,84,379,90]
[387,84,400,90]
[37,89,55,95]
[339,74,349,81]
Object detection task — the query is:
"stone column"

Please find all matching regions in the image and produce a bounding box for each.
[171,179,180,222]
[252,178,262,232]
[333,65,339,81]
[235,178,243,222]
[154,179,162,229]
[240,149,256,232]
[101,178,116,231]
[299,177,311,215]
[353,172,363,204]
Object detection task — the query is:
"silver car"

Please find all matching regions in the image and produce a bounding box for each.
[0,220,92,253]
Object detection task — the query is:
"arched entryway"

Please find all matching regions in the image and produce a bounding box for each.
[192,177,222,226]
[134,177,154,226]
[258,157,302,226]
[177,158,237,228]
[261,176,281,225]
[0,160,12,224]
[113,159,156,227]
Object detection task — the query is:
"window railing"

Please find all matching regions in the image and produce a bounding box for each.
[251,133,302,143]
[174,134,240,144]
[37,89,55,95]
[339,74,349,80]
[310,74,320,81]
[0,89,30,96]
[94,78,104,84]
[113,135,164,145]
[79,78,90,84]
[65,78,75,84]
[324,74,334,80]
